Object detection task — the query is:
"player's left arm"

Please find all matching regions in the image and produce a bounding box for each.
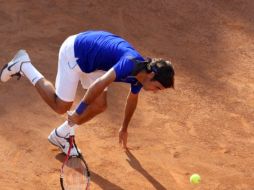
[119,90,139,149]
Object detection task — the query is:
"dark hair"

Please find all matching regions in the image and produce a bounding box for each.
[131,57,175,88]
[146,58,175,88]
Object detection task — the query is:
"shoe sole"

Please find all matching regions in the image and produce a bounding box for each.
[0,64,8,82]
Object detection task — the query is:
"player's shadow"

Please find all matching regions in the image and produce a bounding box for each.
[90,171,124,190]
[125,150,167,190]
[55,153,124,190]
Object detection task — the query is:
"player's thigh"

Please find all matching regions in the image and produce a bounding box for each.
[81,70,108,109]
[56,35,81,103]
[83,89,107,110]
[80,70,108,91]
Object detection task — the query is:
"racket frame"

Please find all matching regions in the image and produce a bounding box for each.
[60,128,90,190]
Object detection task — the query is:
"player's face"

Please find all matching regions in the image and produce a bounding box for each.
[142,78,166,92]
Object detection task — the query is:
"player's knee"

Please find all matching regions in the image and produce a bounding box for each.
[54,101,72,115]
[54,106,69,114]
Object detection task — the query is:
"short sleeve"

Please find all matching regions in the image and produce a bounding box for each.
[131,83,143,94]
[113,57,135,81]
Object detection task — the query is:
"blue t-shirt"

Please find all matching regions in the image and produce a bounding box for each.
[74,31,144,94]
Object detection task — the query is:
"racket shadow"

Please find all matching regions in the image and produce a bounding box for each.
[89,171,125,190]
[125,150,167,190]
[55,153,125,190]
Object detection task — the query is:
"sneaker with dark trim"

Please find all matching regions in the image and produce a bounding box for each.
[0,49,31,82]
[48,129,79,156]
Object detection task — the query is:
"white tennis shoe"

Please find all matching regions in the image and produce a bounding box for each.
[0,49,31,82]
[48,128,79,157]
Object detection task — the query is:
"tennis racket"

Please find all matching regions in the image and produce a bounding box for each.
[60,127,90,190]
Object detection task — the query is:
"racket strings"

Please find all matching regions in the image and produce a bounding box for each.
[60,136,90,190]
[73,139,91,190]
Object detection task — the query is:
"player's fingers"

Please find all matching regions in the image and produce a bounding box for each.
[119,133,122,144]
[123,133,128,149]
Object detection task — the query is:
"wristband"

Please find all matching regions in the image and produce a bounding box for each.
[75,102,88,115]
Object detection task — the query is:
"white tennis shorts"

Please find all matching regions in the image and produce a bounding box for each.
[55,35,107,102]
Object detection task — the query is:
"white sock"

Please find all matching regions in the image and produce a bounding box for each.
[56,121,77,138]
[21,62,44,85]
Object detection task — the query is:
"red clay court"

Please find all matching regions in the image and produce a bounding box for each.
[0,1,253,189]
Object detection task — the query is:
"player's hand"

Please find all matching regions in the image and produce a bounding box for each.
[119,128,128,149]
[67,110,79,126]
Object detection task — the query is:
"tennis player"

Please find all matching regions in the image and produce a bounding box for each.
[1,30,175,155]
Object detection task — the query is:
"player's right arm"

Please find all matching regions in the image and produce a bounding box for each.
[68,57,133,125]
[82,68,116,104]
[81,56,135,105]
[68,68,116,125]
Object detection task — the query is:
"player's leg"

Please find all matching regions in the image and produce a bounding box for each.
[52,71,109,136]
[34,78,73,114]
[0,35,79,114]
[48,71,108,155]
[74,70,108,124]
[35,37,82,114]
[48,90,107,156]
[0,49,70,113]
[73,89,107,124]
[48,34,82,113]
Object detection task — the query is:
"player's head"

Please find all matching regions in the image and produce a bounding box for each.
[135,58,175,92]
